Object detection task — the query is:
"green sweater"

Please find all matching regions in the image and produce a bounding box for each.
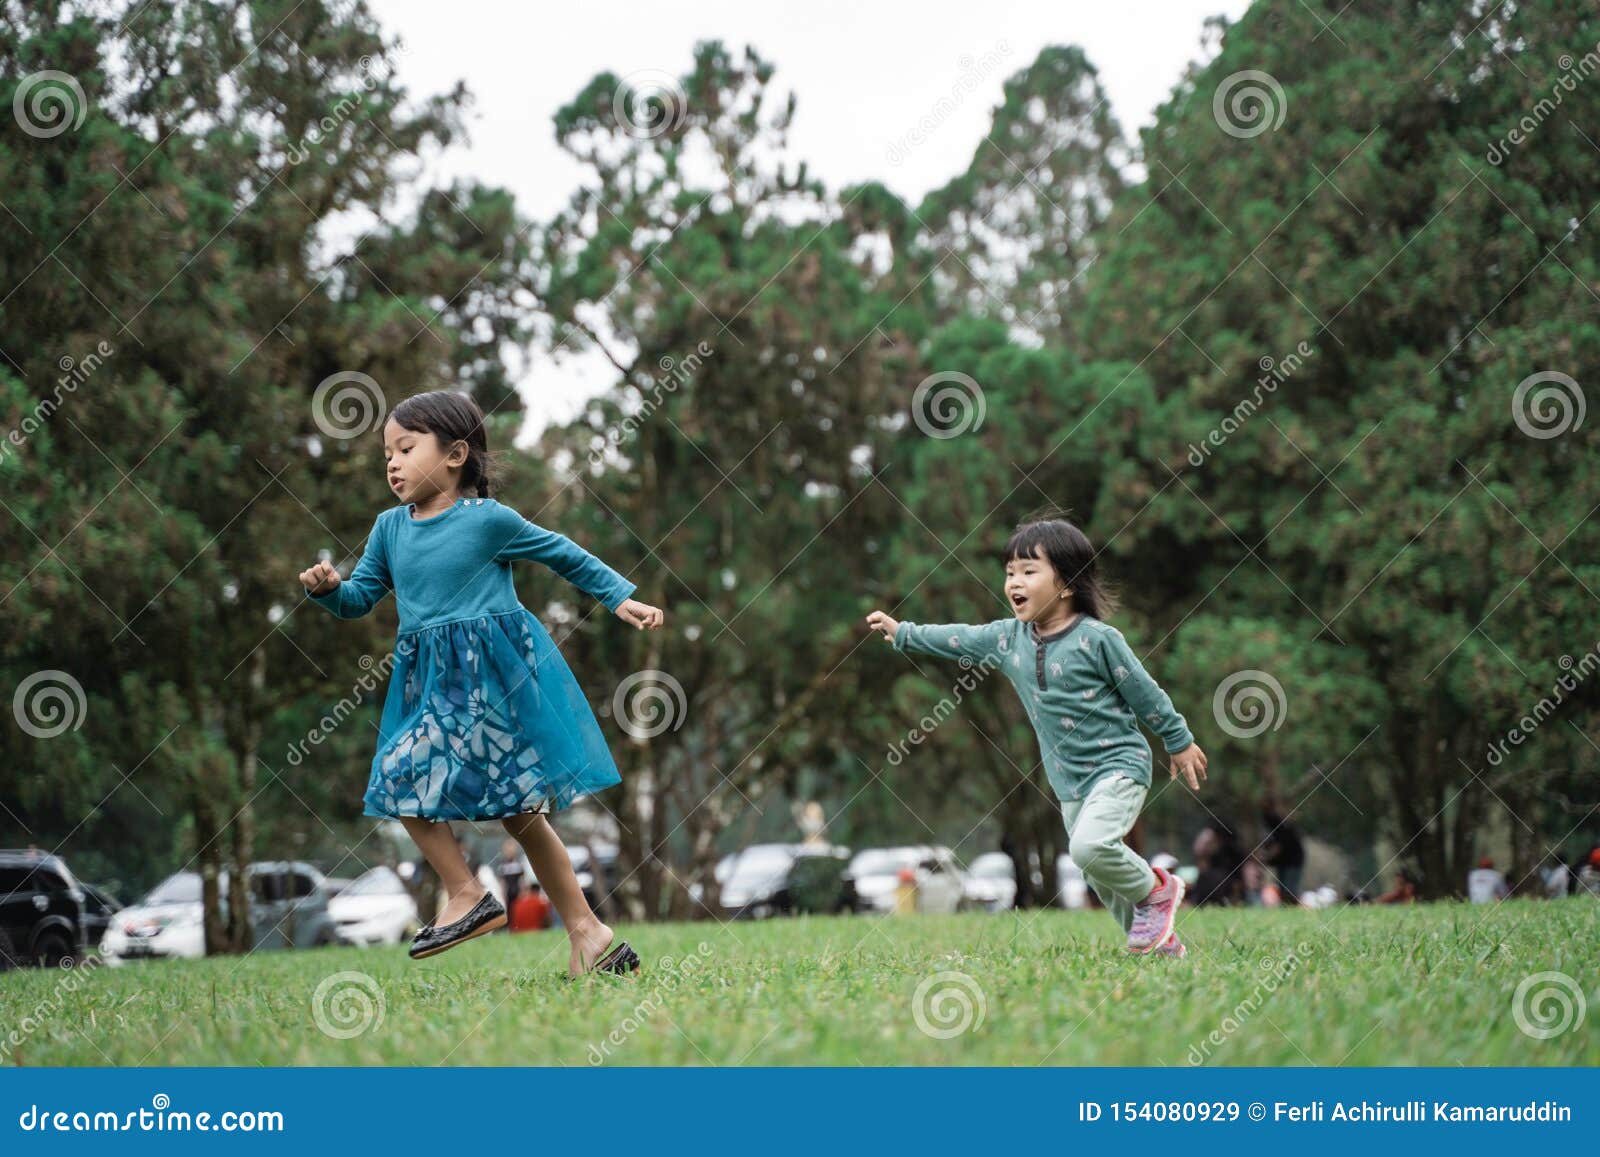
[892,613,1194,802]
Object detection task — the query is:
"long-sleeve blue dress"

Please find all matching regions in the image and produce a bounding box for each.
[304,496,637,821]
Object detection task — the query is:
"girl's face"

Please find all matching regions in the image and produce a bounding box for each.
[1004,547,1067,622]
[383,417,466,503]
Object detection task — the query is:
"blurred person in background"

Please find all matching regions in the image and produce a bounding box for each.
[1376,867,1418,904]
[1191,821,1245,905]
[1577,847,1600,898]
[1466,856,1508,904]
[1260,806,1305,905]
[496,837,527,931]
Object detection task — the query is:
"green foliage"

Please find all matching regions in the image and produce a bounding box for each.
[4,0,1595,920]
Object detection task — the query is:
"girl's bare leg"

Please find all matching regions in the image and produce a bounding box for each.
[501,812,615,976]
[400,817,485,925]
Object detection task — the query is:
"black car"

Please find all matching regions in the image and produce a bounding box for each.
[0,851,91,967]
[79,882,123,948]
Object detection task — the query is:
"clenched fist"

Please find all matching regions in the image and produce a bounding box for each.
[299,560,341,595]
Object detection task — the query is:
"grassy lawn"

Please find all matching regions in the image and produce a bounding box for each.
[3,900,1596,1066]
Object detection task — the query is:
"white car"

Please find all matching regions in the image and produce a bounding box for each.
[102,863,342,960]
[1057,854,1089,909]
[702,843,841,917]
[328,866,419,946]
[964,852,1019,911]
[847,846,969,914]
[717,844,799,917]
[100,872,208,961]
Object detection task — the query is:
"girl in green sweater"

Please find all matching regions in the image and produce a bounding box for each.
[866,517,1207,956]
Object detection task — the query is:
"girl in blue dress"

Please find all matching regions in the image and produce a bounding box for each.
[299,390,663,974]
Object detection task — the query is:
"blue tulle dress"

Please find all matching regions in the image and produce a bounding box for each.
[304,496,636,821]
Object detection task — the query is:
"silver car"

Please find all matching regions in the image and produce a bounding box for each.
[101,861,343,960]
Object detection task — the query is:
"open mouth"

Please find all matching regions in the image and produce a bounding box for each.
[390,478,404,491]
[1009,593,1028,611]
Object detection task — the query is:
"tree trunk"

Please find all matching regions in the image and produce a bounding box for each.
[613,762,649,922]
[194,779,227,957]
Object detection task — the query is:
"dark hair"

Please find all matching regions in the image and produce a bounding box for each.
[389,390,495,498]
[1000,516,1115,620]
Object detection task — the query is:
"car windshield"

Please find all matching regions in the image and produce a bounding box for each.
[344,868,405,897]
[972,855,1013,879]
[850,849,920,876]
[144,873,202,905]
[726,847,793,884]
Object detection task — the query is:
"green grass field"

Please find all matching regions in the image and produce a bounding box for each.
[3,901,1596,1066]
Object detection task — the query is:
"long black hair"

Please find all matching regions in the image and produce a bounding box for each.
[389,390,496,498]
[1000,515,1115,620]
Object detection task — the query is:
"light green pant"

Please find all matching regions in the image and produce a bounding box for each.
[1060,772,1158,935]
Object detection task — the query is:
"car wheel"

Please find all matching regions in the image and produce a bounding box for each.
[34,929,75,968]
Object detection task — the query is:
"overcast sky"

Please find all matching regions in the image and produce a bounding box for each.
[366,0,1254,437]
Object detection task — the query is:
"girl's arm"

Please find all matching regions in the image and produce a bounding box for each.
[303,515,394,619]
[886,616,1012,663]
[492,508,637,612]
[1096,626,1195,753]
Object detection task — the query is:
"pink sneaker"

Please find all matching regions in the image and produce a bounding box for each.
[1151,930,1187,957]
[1127,865,1185,953]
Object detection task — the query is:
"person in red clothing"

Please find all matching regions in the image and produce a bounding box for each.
[1376,867,1418,904]
[512,882,552,931]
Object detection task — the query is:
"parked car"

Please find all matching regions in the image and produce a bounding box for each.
[0,850,92,966]
[717,843,848,918]
[846,846,970,914]
[1057,854,1089,909]
[328,865,419,946]
[964,852,1018,911]
[79,883,123,947]
[101,861,343,960]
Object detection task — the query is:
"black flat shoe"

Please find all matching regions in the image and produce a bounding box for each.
[408,892,506,959]
[575,938,640,977]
